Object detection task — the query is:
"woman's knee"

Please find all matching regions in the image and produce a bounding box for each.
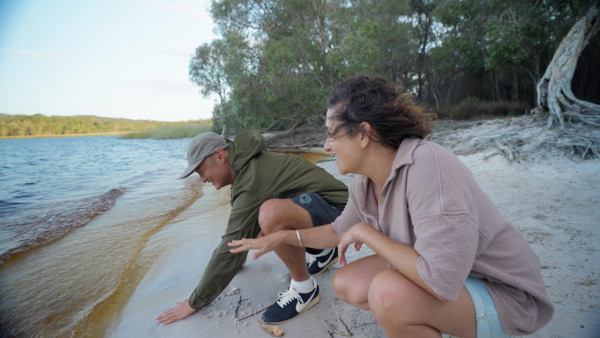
[333,268,348,299]
[333,267,367,306]
[368,270,417,320]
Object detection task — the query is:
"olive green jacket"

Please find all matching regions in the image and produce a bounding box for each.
[188,131,348,309]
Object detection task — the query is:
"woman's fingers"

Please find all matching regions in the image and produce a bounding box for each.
[228,238,252,253]
[251,248,268,260]
[338,243,348,266]
[228,237,267,255]
[228,238,246,246]
[228,232,283,258]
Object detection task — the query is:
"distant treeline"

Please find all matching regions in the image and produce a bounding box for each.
[0,114,212,138]
[119,124,213,140]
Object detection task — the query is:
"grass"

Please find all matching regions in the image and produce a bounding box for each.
[119,123,213,140]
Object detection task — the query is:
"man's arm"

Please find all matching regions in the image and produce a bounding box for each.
[155,236,251,324]
[156,192,263,324]
[187,231,253,308]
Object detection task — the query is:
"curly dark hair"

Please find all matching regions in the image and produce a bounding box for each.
[327,75,432,149]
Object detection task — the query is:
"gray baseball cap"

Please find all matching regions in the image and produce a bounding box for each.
[180,132,229,179]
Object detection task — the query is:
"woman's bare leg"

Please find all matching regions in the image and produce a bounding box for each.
[333,254,389,309]
[334,254,477,338]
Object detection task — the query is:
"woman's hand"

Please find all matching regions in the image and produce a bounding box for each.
[337,222,372,266]
[228,232,285,260]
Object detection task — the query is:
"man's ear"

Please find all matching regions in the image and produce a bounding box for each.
[215,149,229,164]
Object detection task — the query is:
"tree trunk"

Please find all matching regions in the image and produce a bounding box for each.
[536,4,600,128]
[511,72,519,102]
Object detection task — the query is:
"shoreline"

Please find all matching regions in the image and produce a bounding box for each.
[0,132,127,139]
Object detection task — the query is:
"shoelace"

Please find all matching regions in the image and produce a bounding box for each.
[276,287,303,307]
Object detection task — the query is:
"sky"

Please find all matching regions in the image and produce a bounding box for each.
[0,0,218,122]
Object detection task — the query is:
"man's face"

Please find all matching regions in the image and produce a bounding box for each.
[194,152,230,190]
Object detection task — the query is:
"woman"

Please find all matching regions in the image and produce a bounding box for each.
[230,75,553,337]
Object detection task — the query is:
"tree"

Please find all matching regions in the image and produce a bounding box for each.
[190,0,420,131]
[190,40,230,107]
[537,4,600,128]
[188,0,598,129]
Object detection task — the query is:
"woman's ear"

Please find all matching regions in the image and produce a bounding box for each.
[359,122,372,149]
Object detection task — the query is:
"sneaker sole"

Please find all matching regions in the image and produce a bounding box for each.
[310,256,338,275]
[263,294,321,325]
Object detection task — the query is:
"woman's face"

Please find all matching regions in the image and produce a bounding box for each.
[324,108,362,175]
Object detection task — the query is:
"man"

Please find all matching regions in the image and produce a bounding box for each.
[156,130,348,324]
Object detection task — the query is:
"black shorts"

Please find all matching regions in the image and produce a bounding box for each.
[290,192,343,254]
[290,192,343,226]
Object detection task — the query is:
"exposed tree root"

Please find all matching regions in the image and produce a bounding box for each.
[262,114,599,163]
[429,115,600,162]
[536,4,600,128]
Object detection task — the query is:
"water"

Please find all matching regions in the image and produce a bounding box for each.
[0,136,202,337]
[0,136,331,337]
[0,136,190,261]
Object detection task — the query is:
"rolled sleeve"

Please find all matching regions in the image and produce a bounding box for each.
[414,212,479,300]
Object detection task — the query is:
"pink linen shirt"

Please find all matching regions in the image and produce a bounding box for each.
[331,138,553,335]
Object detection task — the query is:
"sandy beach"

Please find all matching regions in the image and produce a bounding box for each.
[108,152,600,338]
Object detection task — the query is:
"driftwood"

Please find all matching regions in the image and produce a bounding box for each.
[256,114,599,162]
[262,119,301,143]
[429,115,600,162]
[257,320,285,337]
[536,4,600,128]
[263,123,325,148]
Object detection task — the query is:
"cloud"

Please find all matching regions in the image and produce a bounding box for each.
[1,49,65,59]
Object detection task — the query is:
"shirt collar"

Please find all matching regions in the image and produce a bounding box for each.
[356,138,422,198]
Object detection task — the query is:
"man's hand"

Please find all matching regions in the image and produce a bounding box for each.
[156,298,197,324]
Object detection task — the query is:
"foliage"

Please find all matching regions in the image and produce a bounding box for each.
[119,123,213,140]
[0,113,211,138]
[189,0,596,128]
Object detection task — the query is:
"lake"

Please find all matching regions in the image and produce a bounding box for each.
[0,135,332,337]
[0,136,206,336]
